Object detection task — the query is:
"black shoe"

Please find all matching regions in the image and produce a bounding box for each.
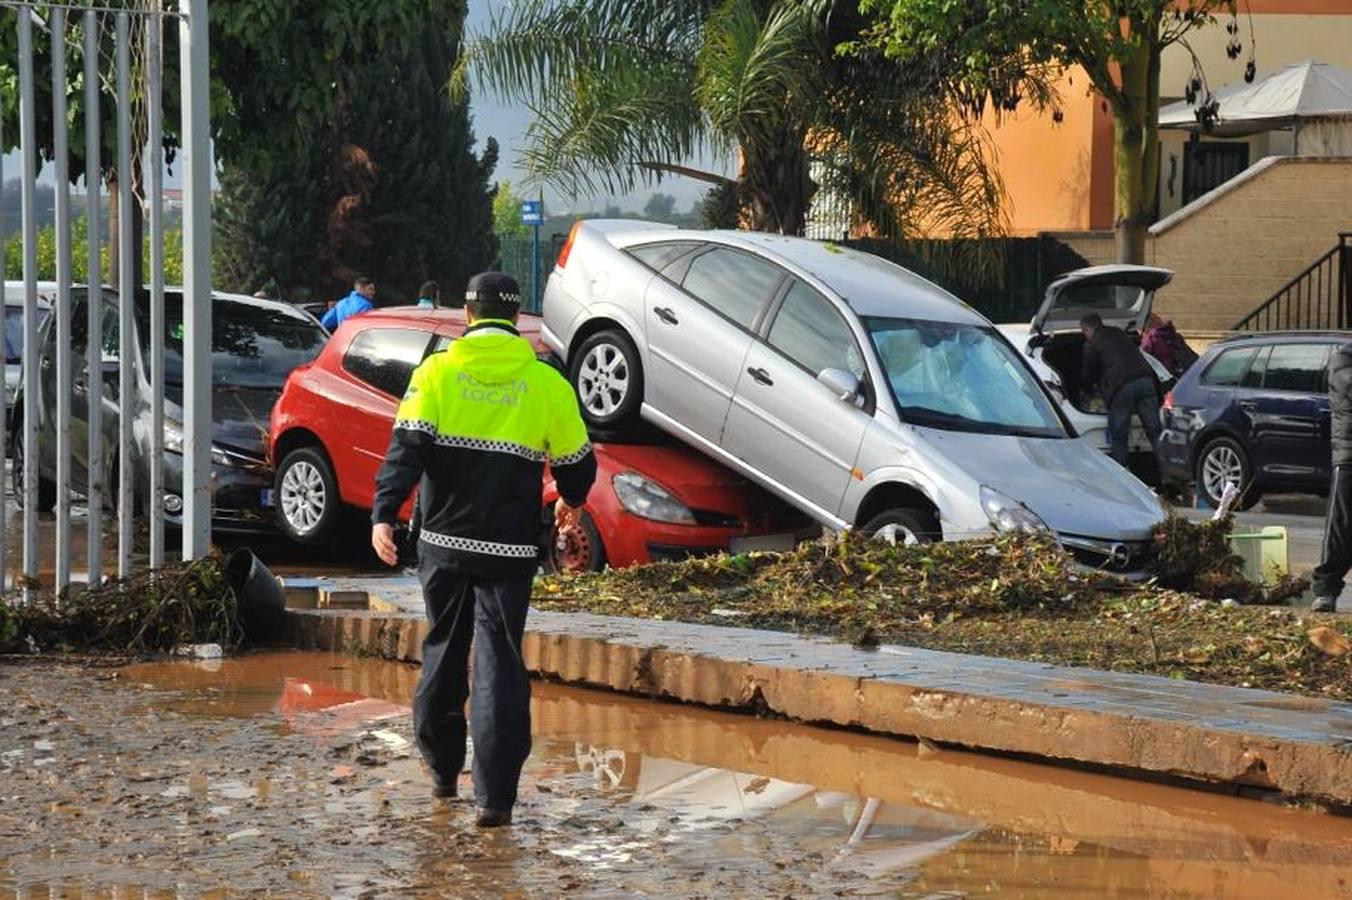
[432,782,458,800]
[1312,596,1338,613]
[475,807,512,828]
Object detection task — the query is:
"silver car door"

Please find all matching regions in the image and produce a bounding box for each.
[643,246,784,445]
[723,281,871,519]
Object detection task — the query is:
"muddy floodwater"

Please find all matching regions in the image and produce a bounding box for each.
[3,653,1352,898]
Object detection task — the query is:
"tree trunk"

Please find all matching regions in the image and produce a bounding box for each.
[740,126,813,235]
[105,168,146,291]
[1111,24,1159,266]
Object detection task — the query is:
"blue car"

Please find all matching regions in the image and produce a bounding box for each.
[1159,331,1350,509]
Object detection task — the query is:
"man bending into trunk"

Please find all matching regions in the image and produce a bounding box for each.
[1080,313,1162,468]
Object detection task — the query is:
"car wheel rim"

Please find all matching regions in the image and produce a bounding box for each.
[872,523,920,546]
[578,343,629,418]
[280,460,326,535]
[553,518,596,572]
[1202,445,1243,501]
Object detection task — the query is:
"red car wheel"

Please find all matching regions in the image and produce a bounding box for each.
[545,508,607,574]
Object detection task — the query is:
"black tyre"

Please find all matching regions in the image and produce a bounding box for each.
[10,428,56,512]
[1194,436,1260,511]
[861,508,941,545]
[570,329,643,429]
[544,507,607,574]
[275,446,341,545]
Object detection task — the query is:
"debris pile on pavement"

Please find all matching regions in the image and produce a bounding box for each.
[1149,512,1309,603]
[1,555,241,656]
[539,529,1099,629]
[536,528,1352,700]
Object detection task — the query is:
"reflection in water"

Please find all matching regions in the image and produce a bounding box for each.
[98,653,1352,898]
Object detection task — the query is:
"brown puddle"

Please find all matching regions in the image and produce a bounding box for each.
[5,651,1352,898]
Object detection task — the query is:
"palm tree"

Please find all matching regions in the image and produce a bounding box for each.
[457,0,1018,245]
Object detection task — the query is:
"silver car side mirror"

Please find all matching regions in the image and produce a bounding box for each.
[818,367,860,403]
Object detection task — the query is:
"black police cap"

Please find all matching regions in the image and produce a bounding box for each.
[465,271,522,307]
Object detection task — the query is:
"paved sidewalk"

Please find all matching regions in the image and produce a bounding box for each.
[286,574,1352,806]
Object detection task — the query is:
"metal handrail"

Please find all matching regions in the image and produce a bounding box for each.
[1233,232,1352,332]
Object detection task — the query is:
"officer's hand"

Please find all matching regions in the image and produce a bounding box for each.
[372,523,399,567]
[555,500,583,535]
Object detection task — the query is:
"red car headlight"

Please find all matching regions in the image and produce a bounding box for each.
[612,472,696,525]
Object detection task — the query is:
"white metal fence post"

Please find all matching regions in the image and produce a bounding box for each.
[1,99,6,590]
[180,0,212,559]
[17,3,41,600]
[52,7,74,595]
[146,11,165,570]
[115,12,133,578]
[83,9,103,584]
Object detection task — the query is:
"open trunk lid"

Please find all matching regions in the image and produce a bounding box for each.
[1032,265,1173,337]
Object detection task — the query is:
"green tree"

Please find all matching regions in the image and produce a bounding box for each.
[0,0,440,287]
[493,181,531,237]
[214,4,497,304]
[3,215,181,285]
[858,0,1255,263]
[642,192,677,220]
[458,0,1016,244]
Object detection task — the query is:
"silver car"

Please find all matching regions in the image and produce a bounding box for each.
[3,281,54,419]
[543,221,1165,568]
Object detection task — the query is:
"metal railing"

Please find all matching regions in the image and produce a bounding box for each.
[2,0,213,600]
[1233,232,1352,332]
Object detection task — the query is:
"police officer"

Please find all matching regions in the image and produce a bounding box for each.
[370,272,596,827]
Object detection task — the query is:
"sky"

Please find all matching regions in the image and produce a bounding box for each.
[4,1,729,217]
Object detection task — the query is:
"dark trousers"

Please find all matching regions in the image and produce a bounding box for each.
[414,556,533,812]
[1107,376,1163,467]
[1313,465,1352,599]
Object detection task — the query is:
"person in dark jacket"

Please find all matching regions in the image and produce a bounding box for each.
[370,271,596,826]
[1311,342,1352,612]
[1080,313,1162,467]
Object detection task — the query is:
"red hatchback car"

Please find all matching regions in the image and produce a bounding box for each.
[268,307,810,569]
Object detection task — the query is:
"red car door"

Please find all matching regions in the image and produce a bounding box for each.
[329,325,437,513]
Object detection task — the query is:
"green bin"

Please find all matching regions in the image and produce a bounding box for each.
[1228,526,1288,586]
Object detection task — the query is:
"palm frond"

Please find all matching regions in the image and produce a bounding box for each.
[696,0,828,151]
[462,0,710,106]
[518,64,709,197]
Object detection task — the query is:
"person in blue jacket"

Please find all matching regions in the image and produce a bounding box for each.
[415,280,441,309]
[321,276,376,331]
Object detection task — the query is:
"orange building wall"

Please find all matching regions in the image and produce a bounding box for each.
[985,1,1352,236]
[982,69,1116,235]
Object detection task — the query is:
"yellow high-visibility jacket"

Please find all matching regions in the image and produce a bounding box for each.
[372,320,596,578]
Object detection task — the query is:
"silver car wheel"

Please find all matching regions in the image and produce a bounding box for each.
[578,342,630,417]
[872,523,920,547]
[1201,444,1243,502]
[280,460,327,535]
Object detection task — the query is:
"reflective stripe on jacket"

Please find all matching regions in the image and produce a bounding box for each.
[372,320,596,578]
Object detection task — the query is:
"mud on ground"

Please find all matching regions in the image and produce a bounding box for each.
[0,656,916,898]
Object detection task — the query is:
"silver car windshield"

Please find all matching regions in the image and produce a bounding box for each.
[865,317,1067,438]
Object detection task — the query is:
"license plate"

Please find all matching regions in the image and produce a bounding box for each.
[260,488,274,508]
[729,533,795,554]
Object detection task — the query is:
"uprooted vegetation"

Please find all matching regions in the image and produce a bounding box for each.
[537,517,1351,700]
[1,556,241,657]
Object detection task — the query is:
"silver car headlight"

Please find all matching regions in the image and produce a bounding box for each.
[163,417,185,454]
[980,485,1049,534]
[612,472,696,525]
[164,417,232,467]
